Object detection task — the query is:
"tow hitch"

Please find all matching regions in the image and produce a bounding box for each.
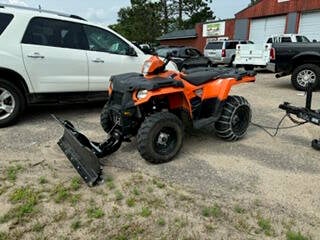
[279,84,320,150]
[53,115,122,186]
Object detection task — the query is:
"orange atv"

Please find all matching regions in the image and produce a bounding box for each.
[55,55,256,186]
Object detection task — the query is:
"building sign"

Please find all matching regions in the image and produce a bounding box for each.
[203,21,225,37]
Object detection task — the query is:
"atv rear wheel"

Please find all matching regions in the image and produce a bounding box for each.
[137,112,183,164]
[100,103,112,133]
[215,96,251,141]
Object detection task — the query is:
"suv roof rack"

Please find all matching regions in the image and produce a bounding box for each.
[0,3,86,21]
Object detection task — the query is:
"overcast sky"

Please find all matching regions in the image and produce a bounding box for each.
[0,0,251,25]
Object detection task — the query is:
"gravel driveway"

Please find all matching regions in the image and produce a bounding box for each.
[1,72,320,239]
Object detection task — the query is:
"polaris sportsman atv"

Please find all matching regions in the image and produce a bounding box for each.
[55,55,256,186]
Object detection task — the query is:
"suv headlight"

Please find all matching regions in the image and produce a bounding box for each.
[137,90,148,99]
[142,61,152,75]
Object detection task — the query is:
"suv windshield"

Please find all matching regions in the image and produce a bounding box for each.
[296,36,310,43]
[205,42,223,50]
[0,13,14,36]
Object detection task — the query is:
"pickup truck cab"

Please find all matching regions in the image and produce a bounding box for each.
[268,42,320,91]
[234,34,310,70]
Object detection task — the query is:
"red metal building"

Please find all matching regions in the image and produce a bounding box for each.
[159,0,320,51]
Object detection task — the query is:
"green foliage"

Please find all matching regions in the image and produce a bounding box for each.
[6,165,23,181]
[71,220,82,230]
[115,190,124,201]
[126,197,136,207]
[234,205,246,214]
[157,217,166,226]
[258,217,274,236]
[87,206,105,219]
[202,204,222,218]
[286,231,309,240]
[39,176,48,184]
[140,207,152,217]
[70,177,82,191]
[52,184,70,203]
[111,0,215,43]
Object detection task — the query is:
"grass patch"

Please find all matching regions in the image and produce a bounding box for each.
[126,197,136,207]
[70,177,82,191]
[147,186,153,193]
[0,186,39,223]
[258,217,274,236]
[234,205,246,214]
[157,218,166,226]
[132,187,140,196]
[52,184,70,203]
[107,181,116,190]
[53,211,67,222]
[6,165,23,182]
[32,222,46,232]
[202,204,222,218]
[70,194,81,205]
[153,179,166,189]
[87,206,105,219]
[140,207,151,217]
[39,176,48,185]
[71,220,82,230]
[286,231,309,240]
[0,232,8,240]
[115,190,124,201]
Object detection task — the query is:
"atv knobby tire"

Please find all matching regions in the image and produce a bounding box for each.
[291,64,320,91]
[215,95,251,141]
[137,112,183,164]
[100,103,112,133]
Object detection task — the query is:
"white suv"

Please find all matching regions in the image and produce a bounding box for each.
[0,4,176,127]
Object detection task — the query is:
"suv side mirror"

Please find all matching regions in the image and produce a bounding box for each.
[126,47,137,56]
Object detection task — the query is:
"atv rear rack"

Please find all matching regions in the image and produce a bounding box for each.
[279,84,320,150]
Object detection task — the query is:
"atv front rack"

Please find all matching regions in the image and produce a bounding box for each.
[53,116,122,186]
[279,85,320,150]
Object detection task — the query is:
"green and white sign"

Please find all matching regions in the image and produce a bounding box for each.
[203,21,226,37]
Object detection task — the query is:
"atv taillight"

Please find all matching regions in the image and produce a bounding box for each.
[270,48,276,60]
[221,49,226,58]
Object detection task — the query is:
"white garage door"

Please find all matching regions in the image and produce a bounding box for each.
[249,15,286,44]
[299,11,320,41]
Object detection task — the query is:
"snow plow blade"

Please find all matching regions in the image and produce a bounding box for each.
[53,115,103,187]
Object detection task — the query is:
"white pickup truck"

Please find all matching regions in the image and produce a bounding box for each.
[234,34,311,70]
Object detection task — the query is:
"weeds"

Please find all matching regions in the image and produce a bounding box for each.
[87,206,105,219]
[71,220,82,230]
[126,197,136,207]
[39,176,48,185]
[52,184,70,203]
[140,207,151,217]
[6,165,23,182]
[115,190,124,201]
[157,218,166,226]
[234,205,246,214]
[32,222,46,232]
[202,204,222,218]
[286,231,309,240]
[70,177,82,191]
[132,187,140,196]
[258,217,274,236]
[153,179,165,189]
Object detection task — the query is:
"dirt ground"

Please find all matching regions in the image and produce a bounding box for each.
[0,72,320,240]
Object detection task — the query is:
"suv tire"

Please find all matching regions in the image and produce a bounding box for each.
[137,112,183,164]
[215,95,251,141]
[291,64,320,91]
[0,79,25,127]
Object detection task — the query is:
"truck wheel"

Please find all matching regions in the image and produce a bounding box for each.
[215,96,251,141]
[291,64,320,91]
[137,112,183,164]
[100,103,112,133]
[0,79,25,128]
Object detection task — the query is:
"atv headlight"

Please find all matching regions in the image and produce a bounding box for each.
[137,90,148,99]
[142,61,152,75]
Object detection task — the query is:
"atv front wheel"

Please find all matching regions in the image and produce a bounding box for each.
[100,103,113,133]
[137,112,183,164]
[215,96,251,141]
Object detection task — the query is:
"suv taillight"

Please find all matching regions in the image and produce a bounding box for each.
[221,49,226,58]
[270,48,276,60]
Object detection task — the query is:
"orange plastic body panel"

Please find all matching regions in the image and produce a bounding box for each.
[111,55,255,118]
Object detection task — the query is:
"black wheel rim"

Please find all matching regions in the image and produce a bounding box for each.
[231,106,250,136]
[153,127,178,156]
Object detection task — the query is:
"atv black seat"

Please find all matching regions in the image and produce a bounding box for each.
[182,68,256,86]
[111,72,184,92]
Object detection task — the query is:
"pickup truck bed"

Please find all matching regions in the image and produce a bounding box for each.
[268,42,320,91]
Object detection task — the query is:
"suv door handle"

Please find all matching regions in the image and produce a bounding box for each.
[27,52,45,59]
[92,58,104,63]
